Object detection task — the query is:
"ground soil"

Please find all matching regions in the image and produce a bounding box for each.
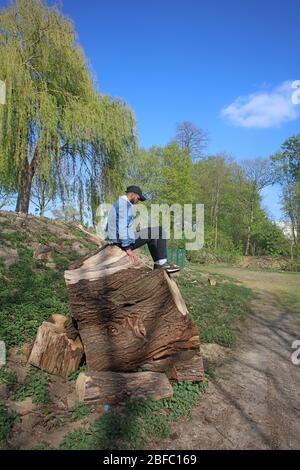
[149,267,300,450]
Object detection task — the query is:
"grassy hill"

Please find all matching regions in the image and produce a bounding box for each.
[0,211,99,347]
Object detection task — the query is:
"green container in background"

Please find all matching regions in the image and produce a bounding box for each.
[167,247,186,267]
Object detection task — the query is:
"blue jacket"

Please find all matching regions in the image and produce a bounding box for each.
[104,196,135,248]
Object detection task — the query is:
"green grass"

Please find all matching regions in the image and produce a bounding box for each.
[0,368,17,391]
[0,246,70,347]
[0,401,19,448]
[68,226,99,252]
[265,272,300,314]
[162,379,209,421]
[13,367,50,404]
[0,231,29,245]
[273,286,300,315]
[51,249,80,271]
[0,215,101,347]
[70,401,91,421]
[178,264,254,347]
[68,365,87,381]
[283,291,300,313]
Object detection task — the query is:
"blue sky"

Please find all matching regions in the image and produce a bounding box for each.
[1,0,300,218]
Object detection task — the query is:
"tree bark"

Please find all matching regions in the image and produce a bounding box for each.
[214,183,220,250]
[141,351,204,381]
[64,245,204,380]
[245,201,254,256]
[15,149,38,214]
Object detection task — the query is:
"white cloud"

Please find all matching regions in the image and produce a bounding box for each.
[221,81,300,128]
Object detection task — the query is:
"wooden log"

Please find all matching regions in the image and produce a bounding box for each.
[76,371,173,405]
[64,316,79,341]
[64,245,204,378]
[28,314,84,378]
[208,277,217,286]
[141,351,205,381]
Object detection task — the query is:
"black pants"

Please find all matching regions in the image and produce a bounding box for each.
[114,226,166,262]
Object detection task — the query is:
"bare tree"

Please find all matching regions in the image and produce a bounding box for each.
[175,121,208,161]
[240,157,273,255]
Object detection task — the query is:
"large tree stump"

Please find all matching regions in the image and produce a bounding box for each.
[141,351,205,381]
[28,314,84,378]
[64,245,204,380]
[76,371,173,405]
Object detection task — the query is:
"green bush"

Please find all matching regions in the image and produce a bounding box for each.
[186,250,240,265]
[281,260,300,272]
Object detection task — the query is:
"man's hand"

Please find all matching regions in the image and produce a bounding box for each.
[125,248,139,264]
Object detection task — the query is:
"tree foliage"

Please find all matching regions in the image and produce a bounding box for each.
[271,133,300,256]
[0,0,136,214]
[126,146,288,256]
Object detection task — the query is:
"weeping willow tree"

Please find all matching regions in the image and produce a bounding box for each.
[0,0,136,214]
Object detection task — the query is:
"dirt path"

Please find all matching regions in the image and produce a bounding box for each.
[151,267,300,450]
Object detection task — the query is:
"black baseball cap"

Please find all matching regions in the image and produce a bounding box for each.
[126,185,147,201]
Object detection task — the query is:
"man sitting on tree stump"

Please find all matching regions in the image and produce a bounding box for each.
[104,185,180,273]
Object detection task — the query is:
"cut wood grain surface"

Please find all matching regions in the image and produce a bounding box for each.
[76,371,174,404]
[28,314,84,378]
